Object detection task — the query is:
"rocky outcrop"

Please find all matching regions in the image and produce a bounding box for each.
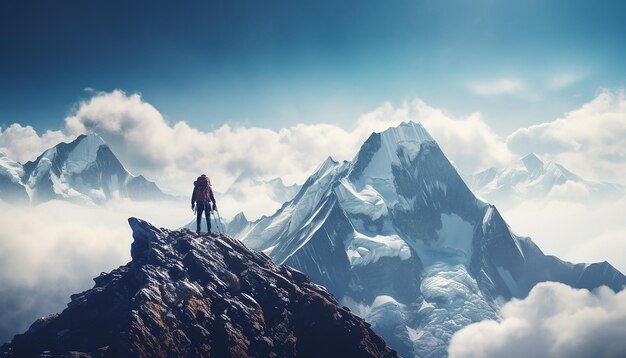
[1,218,398,358]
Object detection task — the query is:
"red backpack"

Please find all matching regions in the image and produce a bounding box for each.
[194,175,213,204]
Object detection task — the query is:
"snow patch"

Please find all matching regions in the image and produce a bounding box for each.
[345,231,411,267]
[64,135,104,175]
[398,140,422,162]
[496,266,523,297]
[0,152,24,183]
[414,263,500,356]
[335,179,388,220]
[435,213,473,260]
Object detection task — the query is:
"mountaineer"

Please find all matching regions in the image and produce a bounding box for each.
[191,174,217,234]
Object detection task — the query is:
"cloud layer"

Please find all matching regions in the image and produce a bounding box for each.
[0,90,513,218]
[448,282,626,358]
[503,197,626,274]
[0,199,193,343]
[3,88,625,219]
[507,89,626,183]
[0,124,72,163]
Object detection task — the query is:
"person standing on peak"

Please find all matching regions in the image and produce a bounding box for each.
[192,174,217,234]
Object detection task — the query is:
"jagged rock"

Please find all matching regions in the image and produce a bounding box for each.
[0,218,398,358]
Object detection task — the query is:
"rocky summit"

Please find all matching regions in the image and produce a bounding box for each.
[0,218,397,358]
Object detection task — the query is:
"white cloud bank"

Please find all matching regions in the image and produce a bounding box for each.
[0,90,513,219]
[0,88,624,218]
[503,197,626,274]
[507,89,626,183]
[62,91,512,194]
[0,124,72,163]
[0,199,193,343]
[448,282,626,358]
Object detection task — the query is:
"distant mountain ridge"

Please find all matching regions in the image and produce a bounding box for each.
[463,153,624,206]
[231,122,626,358]
[0,134,169,204]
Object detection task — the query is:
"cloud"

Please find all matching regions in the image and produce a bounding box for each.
[62,90,359,198]
[59,90,512,217]
[548,73,581,90]
[506,89,626,183]
[448,282,626,358]
[4,89,623,218]
[0,199,193,343]
[357,99,513,172]
[0,124,73,163]
[502,197,626,274]
[467,78,525,96]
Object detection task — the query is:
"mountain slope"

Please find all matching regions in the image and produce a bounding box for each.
[463,153,624,206]
[20,134,168,204]
[236,122,626,358]
[0,152,29,203]
[1,218,398,358]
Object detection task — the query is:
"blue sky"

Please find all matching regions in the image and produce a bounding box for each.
[1,0,625,135]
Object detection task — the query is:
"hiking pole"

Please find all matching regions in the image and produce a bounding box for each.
[211,210,223,235]
[214,208,225,235]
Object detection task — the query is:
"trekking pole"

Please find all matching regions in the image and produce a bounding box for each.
[211,210,223,235]
[215,209,226,235]
[211,208,223,235]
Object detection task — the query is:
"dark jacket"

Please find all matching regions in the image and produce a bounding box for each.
[192,181,217,208]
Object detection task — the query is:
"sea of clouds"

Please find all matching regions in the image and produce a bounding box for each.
[1,89,625,349]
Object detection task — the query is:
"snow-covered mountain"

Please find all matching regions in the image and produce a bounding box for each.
[0,152,29,203]
[1,134,169,204]
[463,153,624,207]
[234,122,625,358]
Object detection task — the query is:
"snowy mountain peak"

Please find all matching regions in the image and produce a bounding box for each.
[521,153,544,172]
[464,154,621,207]
[313,156,340,178]
[0,151,29,202]
[0,151,24,181]
[233,121,625,358]
[348,121,436,184]
[378,121,434,144]
[544,162,580,181]
[14,134,168,204]
[64,134,108,175]
[78,132,106,145]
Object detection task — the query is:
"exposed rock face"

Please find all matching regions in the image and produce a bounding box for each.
[1,218,397,358]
